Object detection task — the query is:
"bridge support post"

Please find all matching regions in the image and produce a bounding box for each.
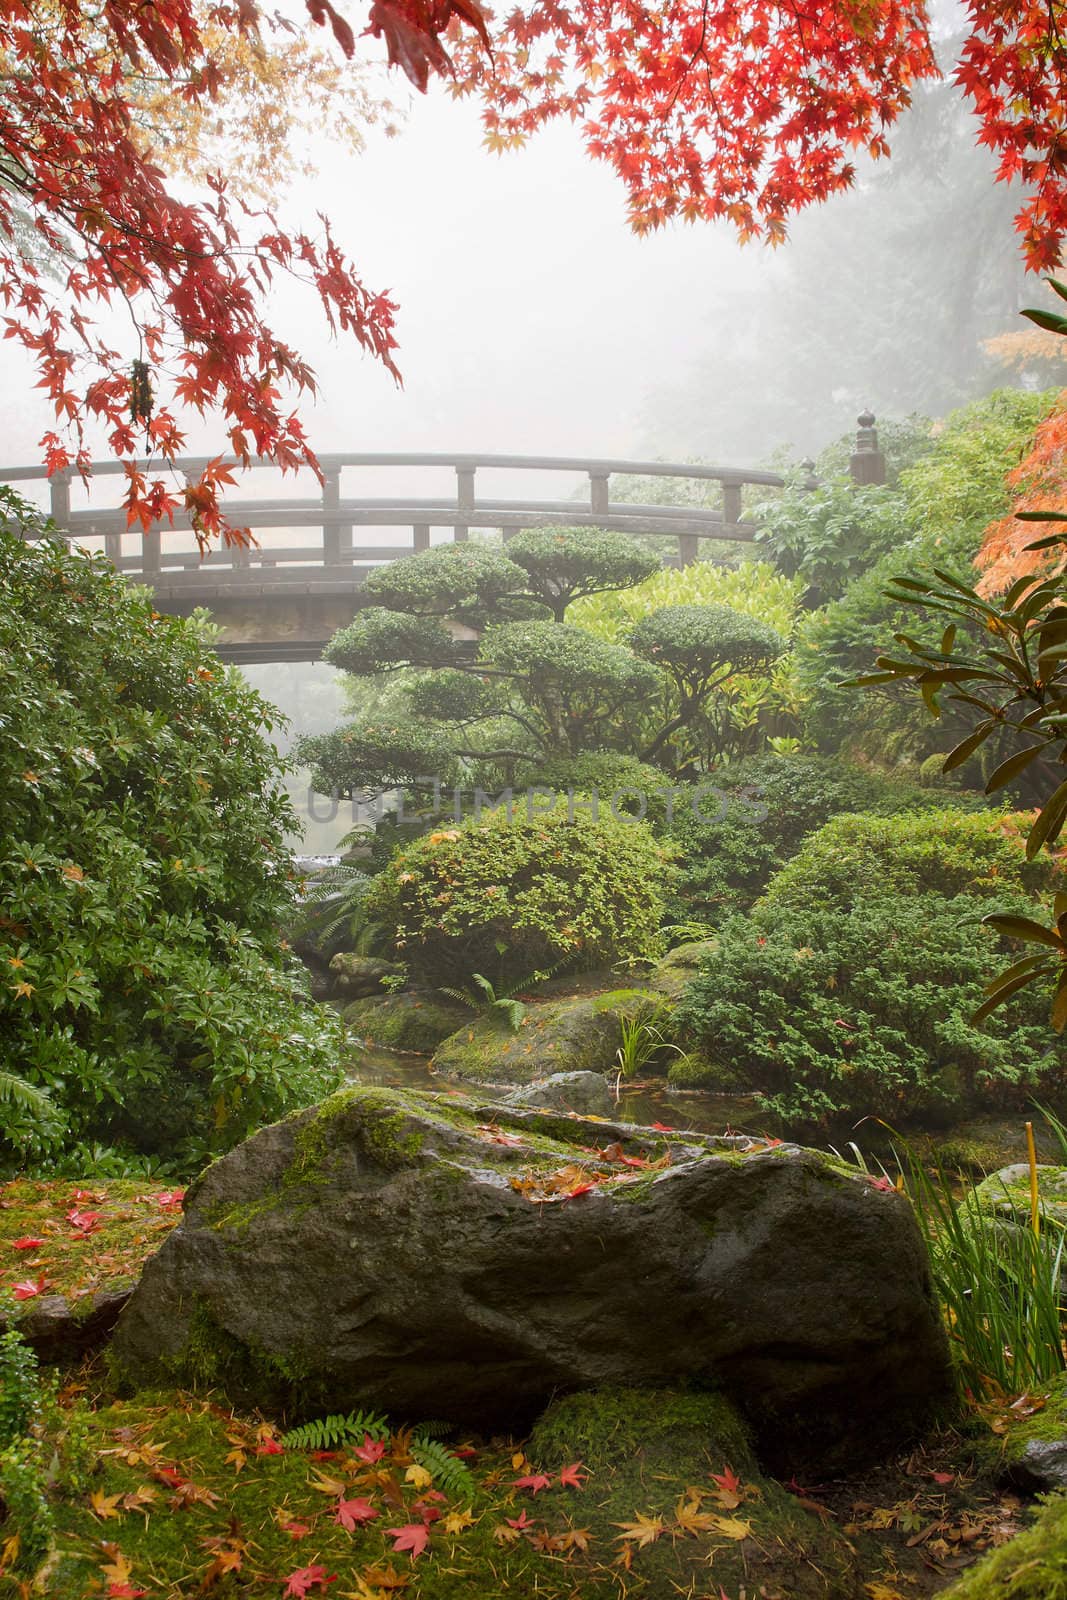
[414,523,430,553]
[722,479,742,527]
[48,469,71,537]
[454,467,475,542]
[677,533,699,566]
[322,468,342,565]
[589,472,610,518]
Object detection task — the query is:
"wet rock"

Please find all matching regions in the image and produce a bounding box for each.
[2,1287,131,1361]
[328,953,404,997]
[342,991,470,1053]
[110,1084,952,1472]
[504,1071,616,1117]
[432,988,663,1085]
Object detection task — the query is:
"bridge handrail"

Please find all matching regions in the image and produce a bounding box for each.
[0,452,785,487]
[0,450,789,584]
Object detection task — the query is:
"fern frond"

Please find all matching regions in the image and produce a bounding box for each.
[281,1409,390,1452]
[411,1419,452,1440]
[0,1072,54,1117]
[410,1436,477,1500]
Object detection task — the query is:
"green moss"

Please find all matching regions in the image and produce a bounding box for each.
[126,1297,325,1411]
[343,991,470,1054]
[433,989,665,1085]
[525,1387,861,1598]
[588,987,661,1016]
[666,1051,748,1090]
[36,1387,863,1600]
[938,1492,1067,1599]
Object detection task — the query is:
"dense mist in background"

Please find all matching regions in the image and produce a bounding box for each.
[3,14,1063,851]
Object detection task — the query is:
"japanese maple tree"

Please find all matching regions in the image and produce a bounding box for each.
[3,0,1067,540]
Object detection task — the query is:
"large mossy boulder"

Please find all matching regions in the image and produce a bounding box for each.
[343,990,470,1053]
[432,988,662,1085]
[110,1085,952,1471]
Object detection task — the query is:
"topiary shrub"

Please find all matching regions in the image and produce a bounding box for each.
[0,522,342,1169]
[366,801,674,987]
[665,754,989,918]
[676,893,1067,1127]
[760,809,1056,914]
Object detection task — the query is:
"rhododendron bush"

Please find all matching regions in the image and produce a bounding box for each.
[2,0,1066,539]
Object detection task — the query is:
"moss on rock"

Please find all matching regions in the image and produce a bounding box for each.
[647,937,717,997]
[343,990,470,1053]
[432,989,663,1085]
[526,1386,862,1597]
[938,1492,1067,1600]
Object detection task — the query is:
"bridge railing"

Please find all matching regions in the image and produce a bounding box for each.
[0,452,786,590]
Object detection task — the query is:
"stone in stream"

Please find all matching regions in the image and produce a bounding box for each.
[109,1084,952,1472]
[432,987,662,1084]
[504,1070,616,1117]
[328,953,405,998]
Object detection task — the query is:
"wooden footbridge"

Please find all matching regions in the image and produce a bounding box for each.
[0,443,869,664]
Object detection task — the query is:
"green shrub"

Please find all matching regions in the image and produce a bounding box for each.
[676,893,1067,1126]
[752,472,908,605]
[760,809,1054,914]
[367,801,674,986]
[794,388,1058,761]
[0,1331,40,1450]
[665,754,987,918]
[0,523,342,1168]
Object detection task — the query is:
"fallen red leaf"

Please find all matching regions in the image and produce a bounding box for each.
[256,1438,284,1455]
[66,1207,102,1235]
[559,1461,589,1489]
[12,1276,48,1299]
[353,1434,387,1464]
[513,1472,553,1494]
[283,1564,337,1596]
[386,1522,431,1558]
[506,1510,535,1530]
[335,1497,379,1531]
[11,1236,45,1250]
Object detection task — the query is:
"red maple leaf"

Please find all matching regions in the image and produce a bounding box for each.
[558,1461,589,1489]
[156,1189,185,1210]
[512,1472,553,1494]
[11,1237,45,1250]
[712,1466,742,1498]
[506,1510,534,1530]
[256,1439,285,1455]
[108,1586,147,1599]
[334,1497,379,1530]
[66,1208,102,1235]
[352,1434,387,1464]
[11,1276,48,1300]
[283,1565,337,1597]
[152,1466,186,1489]
[386,1522,431,1558]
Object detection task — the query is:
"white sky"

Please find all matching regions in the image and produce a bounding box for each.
[0,75,795,504]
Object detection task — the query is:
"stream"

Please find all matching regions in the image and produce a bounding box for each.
[341,1043,1059,1170]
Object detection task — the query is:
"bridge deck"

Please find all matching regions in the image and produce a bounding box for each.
[1,451,785,661]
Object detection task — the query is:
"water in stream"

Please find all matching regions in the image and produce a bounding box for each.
[342,1043,1060,1171]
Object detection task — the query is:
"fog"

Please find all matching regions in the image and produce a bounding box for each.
[2,17,1059,850]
